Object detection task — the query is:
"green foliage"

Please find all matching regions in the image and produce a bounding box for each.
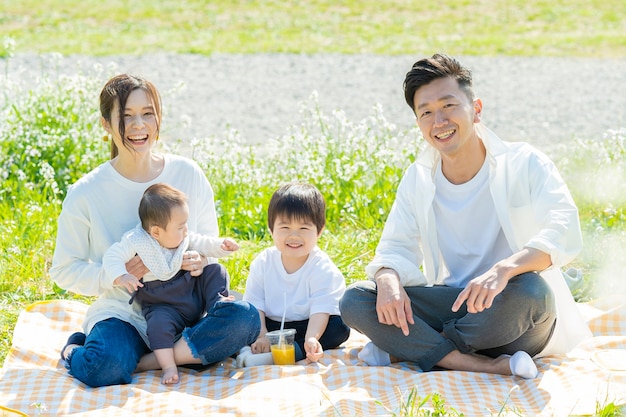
[552,129,626,299]
[0,56,109,200]
[595,401,626,417]
[173,95,422,240]
[1,0,625,57]
[375,386,464,416]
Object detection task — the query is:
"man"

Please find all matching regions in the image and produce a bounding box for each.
[339,53,591,378]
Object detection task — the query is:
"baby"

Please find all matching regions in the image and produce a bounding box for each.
[103,183,238,384]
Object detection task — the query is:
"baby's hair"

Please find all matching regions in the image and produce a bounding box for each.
[139,183,187,232]
[267,183,326,233]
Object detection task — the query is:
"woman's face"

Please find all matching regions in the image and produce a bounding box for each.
[107,89,159,157]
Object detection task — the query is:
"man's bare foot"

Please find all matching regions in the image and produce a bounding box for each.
[161,366,179,385]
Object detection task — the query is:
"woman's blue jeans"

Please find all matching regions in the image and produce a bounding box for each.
[339,272,556,372]
[66,300,260,387]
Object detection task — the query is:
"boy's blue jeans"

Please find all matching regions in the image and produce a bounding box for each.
[339,272,556,372]
[66,300,260,387]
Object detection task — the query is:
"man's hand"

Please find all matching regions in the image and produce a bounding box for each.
[451,248,551,314]
[375,269,414,336]
[452,267,509,313]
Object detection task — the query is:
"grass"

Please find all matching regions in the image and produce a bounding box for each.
[1,0,625,57]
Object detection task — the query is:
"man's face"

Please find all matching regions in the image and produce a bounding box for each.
[413,77,482,158]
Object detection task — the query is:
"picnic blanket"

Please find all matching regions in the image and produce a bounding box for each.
[1,298,625,416]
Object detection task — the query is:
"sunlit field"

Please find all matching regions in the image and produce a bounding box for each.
[1,54,624,366]
[1,1,625,411]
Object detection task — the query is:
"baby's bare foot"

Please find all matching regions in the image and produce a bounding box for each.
[161,366,179,385]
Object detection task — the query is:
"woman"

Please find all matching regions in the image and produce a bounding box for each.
[49,74,260,387]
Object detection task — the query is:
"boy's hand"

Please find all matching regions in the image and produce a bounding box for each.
[304,337,324,363]
[114,273,143,294]
[221,238,240,252]
[251,336,270,354]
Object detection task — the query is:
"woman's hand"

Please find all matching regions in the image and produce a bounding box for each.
[182,251,206,277]
[125,255,149,280]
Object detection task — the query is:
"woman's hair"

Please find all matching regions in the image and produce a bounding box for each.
[139,183,187,232]
[267,183,326,233]
[403,53,474,114]
[100,74,162,159]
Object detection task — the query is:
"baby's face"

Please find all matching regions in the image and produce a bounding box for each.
[157,204,189,249]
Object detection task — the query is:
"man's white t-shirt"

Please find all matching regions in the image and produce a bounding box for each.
[434,158,513,287]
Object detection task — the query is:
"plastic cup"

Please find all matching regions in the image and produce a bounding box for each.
[266,329,296,365]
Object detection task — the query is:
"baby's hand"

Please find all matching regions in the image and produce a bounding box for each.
[304,337,324,363]
[251,336,270,354]
[221,238,240,252]
[114,273,143,294]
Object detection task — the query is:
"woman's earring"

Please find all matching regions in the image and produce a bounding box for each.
[103,134,110,142]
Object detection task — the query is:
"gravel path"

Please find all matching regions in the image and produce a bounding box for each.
[6,53,626,151]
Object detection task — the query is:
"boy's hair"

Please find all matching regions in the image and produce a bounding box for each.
[267,183,326,233]
[403,53,474,114]
[139,183,187,231]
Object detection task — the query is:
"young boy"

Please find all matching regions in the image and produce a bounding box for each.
[103,183,239,384]
[238,183,350,367]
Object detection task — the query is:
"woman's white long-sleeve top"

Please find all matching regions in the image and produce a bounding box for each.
[365,124,592,356]
[49,154,219,343]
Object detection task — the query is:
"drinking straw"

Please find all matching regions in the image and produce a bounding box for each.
[279,292,286,345]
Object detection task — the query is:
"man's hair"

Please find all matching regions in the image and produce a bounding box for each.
[139,183,187,231]
[403,53,474,113]
[267,183,326,233]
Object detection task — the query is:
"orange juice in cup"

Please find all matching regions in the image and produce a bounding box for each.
[270,343,295,365]
[266,329,296,365]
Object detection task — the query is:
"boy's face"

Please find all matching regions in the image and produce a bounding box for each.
[151,203,189,249]
[270,215,323,263]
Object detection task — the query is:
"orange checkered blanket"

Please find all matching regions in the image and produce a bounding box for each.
[1,298,625,416]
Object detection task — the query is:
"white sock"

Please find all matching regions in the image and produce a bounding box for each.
[235,346,251,368]
[358,342,391,366]
[243,352,274,367]
[508,351,538,379]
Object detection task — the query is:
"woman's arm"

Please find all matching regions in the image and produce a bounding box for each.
[49,197,107,296]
